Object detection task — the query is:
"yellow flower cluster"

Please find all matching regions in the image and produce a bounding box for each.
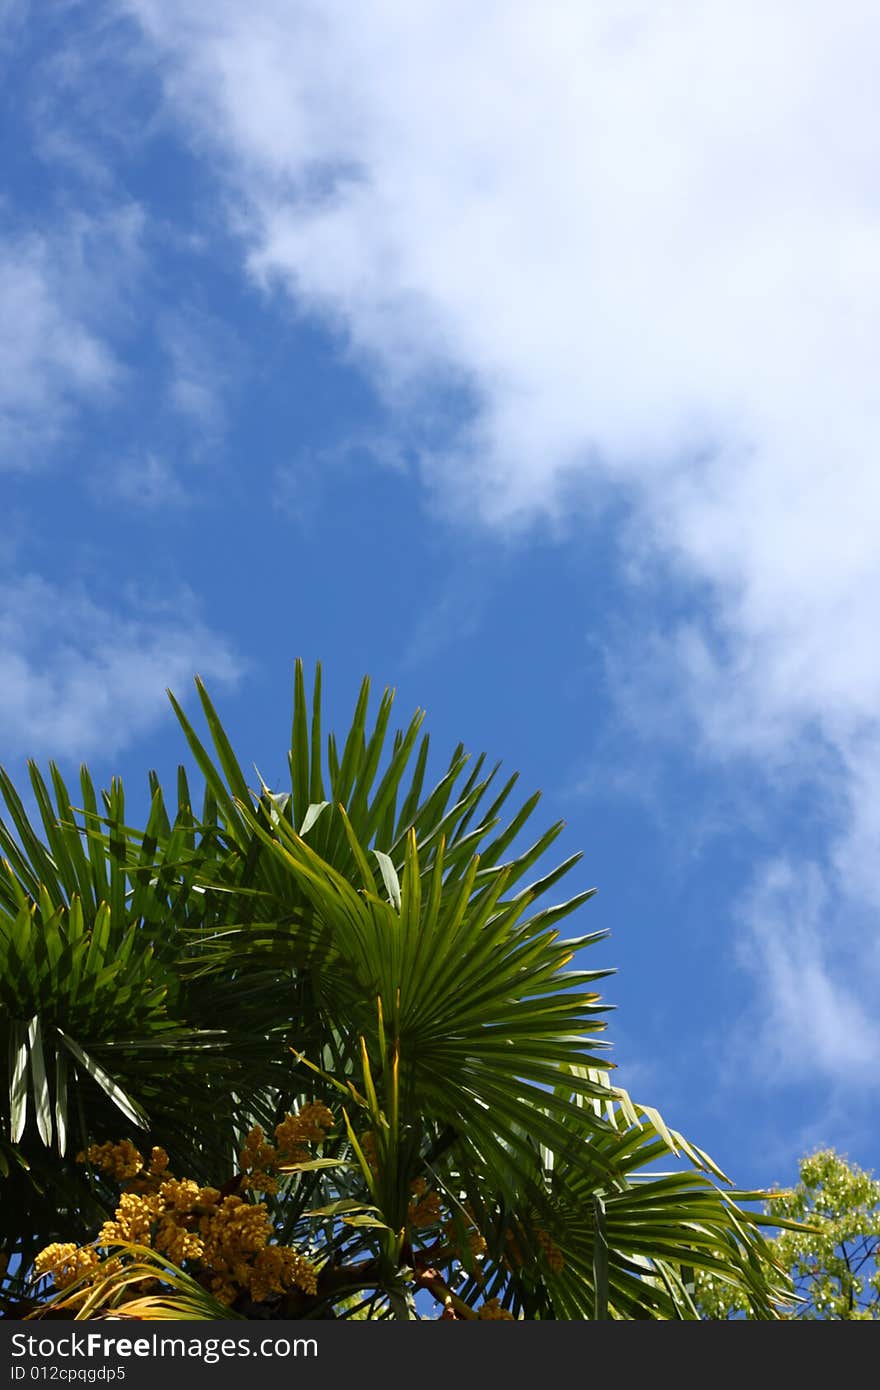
[502,1221,563,1273]
[157,1177,202,1212]
[239,1127,280,1195]
[33,1243,100,1290]
[359,1130,380,1175]
[408,1178,443,1230]
[445,1204,487,1259]
[249,1247,319,1304]
[79,1140,144,1182]
[100,1183,319,1307]
[195,1195,318,1306]
[99,1191,162,1246]
[504,1227,524,1268]
[478,1298,514,1320]
[535,1227,564,1275]
[201,1195,268,1268]
[277,1102,334,1149]
[79,1142,171,1193]
[240,1103,335,1193]
[36,1137,320,1310]
[131,1146,171,1192]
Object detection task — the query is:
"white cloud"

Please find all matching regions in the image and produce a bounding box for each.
[0,208,142,468]
[0,574,241,759]
[93,449,189,510]
[738,859,880,1082]
[0,0,26,43]
[273,432,409,525]
[0,232,114,464]
[160,307,238,442]
[120,0,880,1081]
[86,307,239,510]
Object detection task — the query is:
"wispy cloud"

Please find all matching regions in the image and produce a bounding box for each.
[0,206,143,468]
[0,0,26,44]
[3,6,236,487]
[0,573,241,759]
[92,449,189,510]
[400,564,495,672]
[273,432,409,527]
[119,0,880,1084]
[23,2,157,186]
[737,858,880,1080]
[160,306,239,445]
[0,227,117,465]
[0,210,232,493]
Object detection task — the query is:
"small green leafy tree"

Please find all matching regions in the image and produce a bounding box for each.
[696,1149,880,1319]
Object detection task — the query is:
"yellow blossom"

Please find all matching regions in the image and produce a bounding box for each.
[445,1204,487,1259]
[360,1130,380,1175]
[249,1247,318,1302]
[82,1140,144,1182]
[479,1298,514,1320]
[535,1227,564,1274]
[99,1191,162,1246]
[43,1138,320,1314]
[154,1221,203,1265]
[274,1103,334,1162]
[147,1147,170,1177]
[239,1125,281,1189]
[158,1178,201,1212]
[195,1186,221,1208]
[34,1243,100,1291]
[409,1178,444,1230]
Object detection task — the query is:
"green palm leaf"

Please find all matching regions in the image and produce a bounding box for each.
[2,660,790,1320]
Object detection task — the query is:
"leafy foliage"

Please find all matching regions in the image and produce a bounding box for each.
[2,661,792,1319]
[696,1149,880,1319]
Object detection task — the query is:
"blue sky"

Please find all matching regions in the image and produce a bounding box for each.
[3,0,880,1192]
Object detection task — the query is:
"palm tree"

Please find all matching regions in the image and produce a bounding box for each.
[1,662,789,1318]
